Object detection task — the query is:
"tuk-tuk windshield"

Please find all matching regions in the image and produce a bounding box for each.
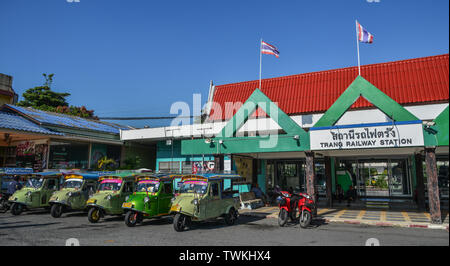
[179,180,208,194]
[25,178,43,188]
[136,180,159,193]
[63,179,83,189]
[98,179,122,191]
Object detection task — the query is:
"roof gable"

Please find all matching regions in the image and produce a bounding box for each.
[313,76,419,127]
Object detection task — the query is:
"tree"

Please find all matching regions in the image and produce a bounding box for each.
[17,73,70,110]
[17,73,98,119]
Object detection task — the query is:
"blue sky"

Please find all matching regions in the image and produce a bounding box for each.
[0,0,448,128]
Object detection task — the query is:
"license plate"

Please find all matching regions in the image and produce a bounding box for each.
[122,202,132,208]
[87,199,96,204]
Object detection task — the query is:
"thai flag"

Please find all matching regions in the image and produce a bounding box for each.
[357,21,374,43]
[261,41,280,58]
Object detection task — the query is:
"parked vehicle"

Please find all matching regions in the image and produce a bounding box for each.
[169,174,241,232]
[277,190,316,228]
[48,173,99,218]
[8,172,62,215]
[86,173,136,223]
[0,168,32,213]
[122,173,174,227]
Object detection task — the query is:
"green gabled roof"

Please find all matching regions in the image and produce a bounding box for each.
[313,76,419,128]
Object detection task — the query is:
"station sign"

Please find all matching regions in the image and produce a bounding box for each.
[309,121,424,150]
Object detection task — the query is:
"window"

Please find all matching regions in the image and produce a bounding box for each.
[159,161,180,172]
[84,182,96,192]
[315,161,326,196]
[47,179,56,190]
[211,182,219,197]
[182,161,192,174]
[163,183,172,194]
[123,182,134,193]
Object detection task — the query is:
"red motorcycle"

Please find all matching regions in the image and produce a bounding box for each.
[276,190,316,228]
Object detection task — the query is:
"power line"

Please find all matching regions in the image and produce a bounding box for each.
[98,115,199,120]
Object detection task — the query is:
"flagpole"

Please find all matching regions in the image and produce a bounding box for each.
[355,20,361,76]
[259,38,262,89]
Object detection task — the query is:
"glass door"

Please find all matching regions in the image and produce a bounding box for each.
[358,160,389,197]
[276,161,305,192]
[389,159,411,196]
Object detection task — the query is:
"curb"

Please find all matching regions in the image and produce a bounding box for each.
[239,211,449,230]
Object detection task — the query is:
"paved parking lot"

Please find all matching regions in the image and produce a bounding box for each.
[240,206,449,229]
[0,208,448,246]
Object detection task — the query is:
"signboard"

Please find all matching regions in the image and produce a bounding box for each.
[0,168,34,175]
[310,121,424,150]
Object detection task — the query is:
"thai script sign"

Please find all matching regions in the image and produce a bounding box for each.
[0,168,34,175]
[310,121,424,150]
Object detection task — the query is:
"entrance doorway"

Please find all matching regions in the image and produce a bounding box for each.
[338,158,412,198]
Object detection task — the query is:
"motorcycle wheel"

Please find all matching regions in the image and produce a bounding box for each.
[10,203,23,216]
[173,213,190,232]
[125,211,138,227]
[50,204,63,218]
[224,208,237,226]
[88,208,101,223]
[278,209,288,227]
[299,210,312,228]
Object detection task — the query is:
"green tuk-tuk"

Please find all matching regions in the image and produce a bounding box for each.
[48,172,100,218]
[122,173,175,227]
[8,172,62,215]
[169,174,241,232]
[86,173,136,223]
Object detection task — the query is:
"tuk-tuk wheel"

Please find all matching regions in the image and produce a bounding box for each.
[88,208,101,223]
[173,213,190,232]
[125,211,139,227]
[224,208,237,226]
[10,203,23,216]
[50,204,63,218]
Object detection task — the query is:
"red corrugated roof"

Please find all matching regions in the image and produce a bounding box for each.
[208,54,449,121]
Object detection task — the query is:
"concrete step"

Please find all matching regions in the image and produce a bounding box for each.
[366,200,390,209]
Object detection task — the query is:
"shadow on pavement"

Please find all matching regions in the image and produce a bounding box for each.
[0,220,31,226]
[183,215,269,232]
[0,222,60,230]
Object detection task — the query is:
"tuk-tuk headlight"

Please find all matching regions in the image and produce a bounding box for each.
[26,191,32,198]
[106,195,112,200]
[171,197,176,203]
[125,196,129,201]
[67,192,72,197]
[192,199,199,205]
[144,196,150,203]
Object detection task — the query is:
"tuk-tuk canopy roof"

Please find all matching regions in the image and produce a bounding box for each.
[135,173,173,181]
[31,172,63,178]
[180,173,242,182]
[64,173,100,180]
[99,172,136,180]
